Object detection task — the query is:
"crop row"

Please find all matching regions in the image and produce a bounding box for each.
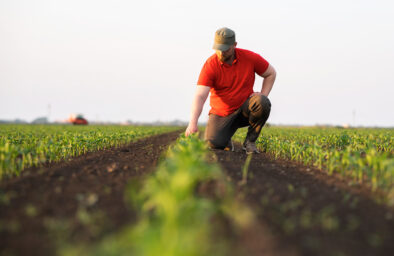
[62,135,253,256]
[233,127,394,193]
[0,124,179,180]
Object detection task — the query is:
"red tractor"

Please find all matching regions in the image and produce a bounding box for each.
[68,114,88,125]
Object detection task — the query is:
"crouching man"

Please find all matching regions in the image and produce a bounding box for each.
[185,27,276,154]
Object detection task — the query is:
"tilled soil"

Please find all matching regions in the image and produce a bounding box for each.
[213,144,394,256]
[0,131,181,256]
[1,132,393,256]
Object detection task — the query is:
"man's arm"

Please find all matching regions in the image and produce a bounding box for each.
[260,64,276,96]
[185,85,211,136]
[251,64,277,97]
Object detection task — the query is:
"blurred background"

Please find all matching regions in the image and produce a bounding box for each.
[1,0,393,127]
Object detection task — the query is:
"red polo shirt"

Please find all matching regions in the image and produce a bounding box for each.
[197,48,269,117]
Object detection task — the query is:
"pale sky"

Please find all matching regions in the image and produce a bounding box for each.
[1,0,393,126]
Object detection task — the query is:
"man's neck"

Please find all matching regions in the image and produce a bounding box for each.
[224,49,236,65]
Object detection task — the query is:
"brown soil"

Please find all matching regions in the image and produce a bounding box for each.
[1,132,393,256]
[213,143,394,256]
[0,131,181,256]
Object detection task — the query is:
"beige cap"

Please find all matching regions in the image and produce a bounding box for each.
[212,27,236,51]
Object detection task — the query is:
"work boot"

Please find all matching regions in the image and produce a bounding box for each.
[224,140,234,152]
[242,140,260,154]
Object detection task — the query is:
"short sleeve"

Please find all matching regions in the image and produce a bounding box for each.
[253,52,269,75]
[197,61,215,87]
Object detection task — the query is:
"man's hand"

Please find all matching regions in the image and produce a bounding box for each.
[185,123,199,136]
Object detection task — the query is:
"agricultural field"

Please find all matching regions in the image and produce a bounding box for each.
[0,125,393,256]
[0,124,179,179]
[233,127,394,197]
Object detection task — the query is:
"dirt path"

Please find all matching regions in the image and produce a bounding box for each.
[213,143,394,256]
[0,131,181,256]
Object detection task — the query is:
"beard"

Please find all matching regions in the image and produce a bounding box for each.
[219,54,232,62]
[219,55,233,62]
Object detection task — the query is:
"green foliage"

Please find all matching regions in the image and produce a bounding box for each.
[234,127,394,193]
[0,124,178,179]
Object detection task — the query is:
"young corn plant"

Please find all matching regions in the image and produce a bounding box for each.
[61,134,254,256]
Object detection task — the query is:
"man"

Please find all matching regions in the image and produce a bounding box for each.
[185,27,276,154]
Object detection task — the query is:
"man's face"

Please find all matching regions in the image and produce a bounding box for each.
[215,43,236,63]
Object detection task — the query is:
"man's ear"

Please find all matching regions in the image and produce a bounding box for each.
[234,42,238,47]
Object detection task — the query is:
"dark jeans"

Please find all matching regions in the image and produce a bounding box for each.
[204,95,271,149]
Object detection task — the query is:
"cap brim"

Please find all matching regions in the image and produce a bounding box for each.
[212,43,231,51]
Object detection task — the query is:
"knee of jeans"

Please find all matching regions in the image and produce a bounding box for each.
[255,95,271,109]
[250,95,271,114]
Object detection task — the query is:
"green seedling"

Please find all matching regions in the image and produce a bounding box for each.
[61,134,254,256]
[239,154,253,186]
